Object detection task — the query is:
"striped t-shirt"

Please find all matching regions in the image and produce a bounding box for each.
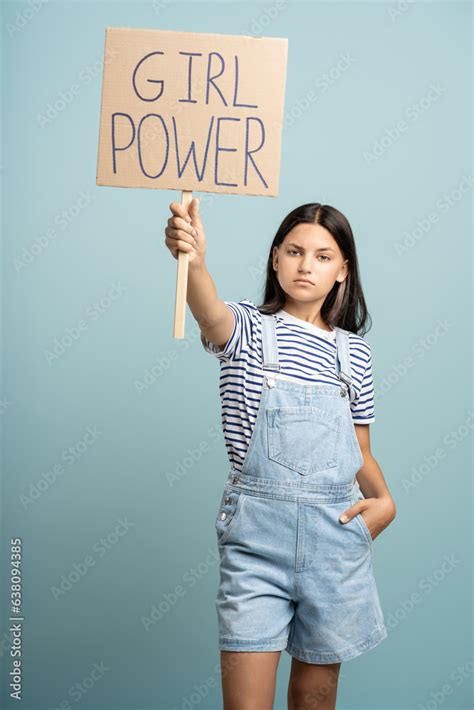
[200,299,375,473]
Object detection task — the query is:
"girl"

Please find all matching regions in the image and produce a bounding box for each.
[165,199,396,710]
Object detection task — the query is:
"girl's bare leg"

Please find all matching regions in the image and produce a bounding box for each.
[220,650,282,710]
[287,658,341,710]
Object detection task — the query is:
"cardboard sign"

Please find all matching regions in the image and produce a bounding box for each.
[96,27,288,197]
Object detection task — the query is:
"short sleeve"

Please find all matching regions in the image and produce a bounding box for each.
[200,299,258,361]
[350,344,375,424]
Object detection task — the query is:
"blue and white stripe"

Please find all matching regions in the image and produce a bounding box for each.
[201,299,375,472]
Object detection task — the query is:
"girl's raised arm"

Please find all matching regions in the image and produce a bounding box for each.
[164,198,235,349]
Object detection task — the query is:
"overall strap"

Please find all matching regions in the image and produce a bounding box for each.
[261,314,281,372]
[262,314,356,401]
[334,327,357,402]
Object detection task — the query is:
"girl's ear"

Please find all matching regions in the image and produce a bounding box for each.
[337,258,349,282]
[272,245,278,269]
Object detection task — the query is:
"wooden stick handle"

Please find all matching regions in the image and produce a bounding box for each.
[173,190,193,339]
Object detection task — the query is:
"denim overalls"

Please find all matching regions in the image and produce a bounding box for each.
[214,313,388,664]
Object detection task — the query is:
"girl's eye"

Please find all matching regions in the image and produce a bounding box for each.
[287,250,330,261]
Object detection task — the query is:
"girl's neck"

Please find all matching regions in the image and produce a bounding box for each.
[280,305,332,332]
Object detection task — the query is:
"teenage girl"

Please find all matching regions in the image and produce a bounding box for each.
[165,198,397,710]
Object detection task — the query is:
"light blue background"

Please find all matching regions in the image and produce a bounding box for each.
[1,1,472,708]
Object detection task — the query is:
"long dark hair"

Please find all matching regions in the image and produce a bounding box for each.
[257,203,372,336]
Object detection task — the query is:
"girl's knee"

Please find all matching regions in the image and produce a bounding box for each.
[287,661,341,709]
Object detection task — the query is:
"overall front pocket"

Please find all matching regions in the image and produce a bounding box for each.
[266,405,342,475]
[354,511,374,546]
[214,487,246,544]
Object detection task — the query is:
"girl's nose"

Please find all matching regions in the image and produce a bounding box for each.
[299,256,313,272]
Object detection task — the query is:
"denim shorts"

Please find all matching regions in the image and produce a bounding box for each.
[214,472,387,664]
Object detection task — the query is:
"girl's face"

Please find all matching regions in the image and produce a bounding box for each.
[272,223,348,306]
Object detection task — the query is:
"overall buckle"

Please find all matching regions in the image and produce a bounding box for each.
[338,370,352,398]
